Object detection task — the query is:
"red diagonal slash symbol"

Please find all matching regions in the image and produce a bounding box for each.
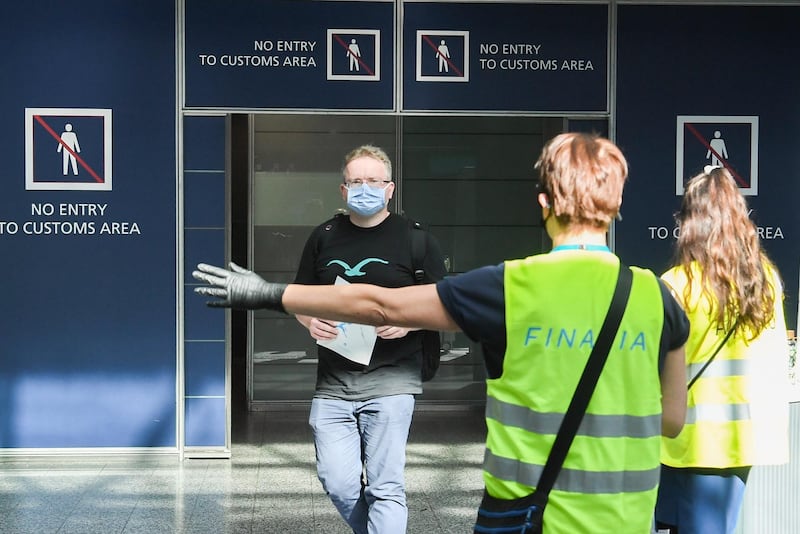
[422,35,463,77]
[34,115,104,184]
[333,34,374,76]
[685,122,748,188]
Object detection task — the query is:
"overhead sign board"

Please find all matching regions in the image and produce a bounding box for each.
[184,0,394,110]
[402,2,609,113]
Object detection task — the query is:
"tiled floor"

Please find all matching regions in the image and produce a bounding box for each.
[0,408,488,533]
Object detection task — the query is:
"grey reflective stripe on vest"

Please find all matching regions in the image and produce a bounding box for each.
[484,449,660,494]
[685,402,751,425]
[486,397,661,439]
[687,358,751,380]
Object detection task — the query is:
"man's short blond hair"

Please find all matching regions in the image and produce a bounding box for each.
[342,145,393,182]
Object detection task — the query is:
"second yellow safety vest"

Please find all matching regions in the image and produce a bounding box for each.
[661,262,790,468]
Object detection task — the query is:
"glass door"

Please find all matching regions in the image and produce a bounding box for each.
[246,113,567,408]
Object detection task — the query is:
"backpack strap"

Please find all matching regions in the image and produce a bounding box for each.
[409,220,426,283]
[317,212,346,252]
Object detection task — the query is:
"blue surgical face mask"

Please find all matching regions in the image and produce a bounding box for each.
[346,183,388,217]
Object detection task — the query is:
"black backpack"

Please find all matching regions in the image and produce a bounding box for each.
[409,220,442,382]
[320,213,441,381]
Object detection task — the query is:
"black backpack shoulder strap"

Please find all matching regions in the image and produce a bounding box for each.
[317,212,347,251]
[409,219,426,283]
[323,212,347,231]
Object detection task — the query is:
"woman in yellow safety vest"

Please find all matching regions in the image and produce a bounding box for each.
[655,166,791,534]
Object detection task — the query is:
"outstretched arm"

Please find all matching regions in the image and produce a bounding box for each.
[193,262,461,332]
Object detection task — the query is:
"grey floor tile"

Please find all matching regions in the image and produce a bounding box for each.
[0,409,487,534]
[58,515,132,534]
[0,513,66,534]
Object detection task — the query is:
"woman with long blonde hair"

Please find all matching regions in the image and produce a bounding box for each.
[655,166,791,534]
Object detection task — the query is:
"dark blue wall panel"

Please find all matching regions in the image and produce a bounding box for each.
[185,342,226,397]
[185,172,226,228]
[616,4,799,329]
[0,1,177,448]
[185,285,227,342]
[184,229,227,291]
[184,116,228,170]
[183,115,227,449]
[185,398,227,447]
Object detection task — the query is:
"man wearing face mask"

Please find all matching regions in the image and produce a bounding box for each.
[293,144,446,534]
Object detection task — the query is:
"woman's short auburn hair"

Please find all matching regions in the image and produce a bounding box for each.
[535,132,628,229]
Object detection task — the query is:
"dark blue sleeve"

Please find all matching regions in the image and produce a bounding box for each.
[436,264,507,378]
[658,279,690,372]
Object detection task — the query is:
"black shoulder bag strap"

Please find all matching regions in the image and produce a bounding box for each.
[687,320,738,390]
[531,262,633,510]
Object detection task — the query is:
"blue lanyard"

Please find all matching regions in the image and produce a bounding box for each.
[551,244,611,253]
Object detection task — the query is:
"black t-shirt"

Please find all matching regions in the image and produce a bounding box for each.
[294,212,446,400]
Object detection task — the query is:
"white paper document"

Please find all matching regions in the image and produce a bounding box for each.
[316,277,377,365]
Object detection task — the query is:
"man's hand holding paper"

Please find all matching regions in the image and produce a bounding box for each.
[315,277,377,366]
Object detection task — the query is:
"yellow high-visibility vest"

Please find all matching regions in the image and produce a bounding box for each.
[661,262,790,468]
[485,251,664,533]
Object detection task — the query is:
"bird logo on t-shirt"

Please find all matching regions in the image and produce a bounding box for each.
[327,258,388,276]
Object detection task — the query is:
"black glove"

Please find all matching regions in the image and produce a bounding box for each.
[192,262,287,312]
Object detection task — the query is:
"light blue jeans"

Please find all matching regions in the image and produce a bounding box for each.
[309,394,415,534]
[655,465,750,534]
